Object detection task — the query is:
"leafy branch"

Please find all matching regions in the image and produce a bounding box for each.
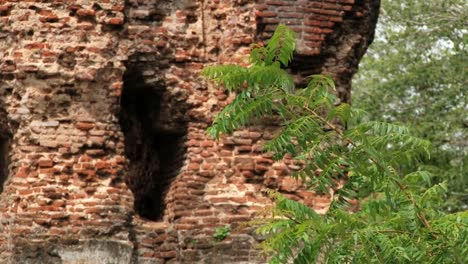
[202,24,467,263]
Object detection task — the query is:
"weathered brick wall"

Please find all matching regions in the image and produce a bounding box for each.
[257,0,354,55]
[0,0,379,263]
[257,0,379,102]
[0,0,135,262]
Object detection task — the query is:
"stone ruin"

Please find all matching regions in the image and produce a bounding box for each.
[0,0,379,263]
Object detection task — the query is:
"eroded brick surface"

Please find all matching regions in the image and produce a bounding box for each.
[0,0,379,263]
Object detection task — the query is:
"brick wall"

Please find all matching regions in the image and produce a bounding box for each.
[257,0,355,55]
[0,1,134,262]
[0,0,379,263]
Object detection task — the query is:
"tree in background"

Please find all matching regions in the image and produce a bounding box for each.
[353,0,468,212]
[203,25,467,263]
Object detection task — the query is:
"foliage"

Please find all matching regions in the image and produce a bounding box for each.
[213,225,231,241]
[353,0,468,212]
[202,24,468,263]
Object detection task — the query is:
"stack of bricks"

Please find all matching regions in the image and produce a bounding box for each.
[0,0,379,263]
[257,0,355,55]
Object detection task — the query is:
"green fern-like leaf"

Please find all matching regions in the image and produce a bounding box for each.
[263,115,322,159]
[264,24,297,66]
[249,65,295,93]
[208,91,276,139]
[201,64,248,91]
[328,103,352,124]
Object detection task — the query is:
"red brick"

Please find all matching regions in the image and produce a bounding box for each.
[75,122,95,131]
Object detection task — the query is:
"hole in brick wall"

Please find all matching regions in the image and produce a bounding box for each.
[186,14,197,24]
[120,64,187,221]
[92,3,103,11]
[0,136,11,193]
[0,105,11,193]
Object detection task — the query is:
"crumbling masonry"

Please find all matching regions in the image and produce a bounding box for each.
[0,0,379,263]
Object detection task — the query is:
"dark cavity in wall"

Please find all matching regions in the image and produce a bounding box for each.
[120,59,188,221]
[0,103,11,193]
[0,135,11,193]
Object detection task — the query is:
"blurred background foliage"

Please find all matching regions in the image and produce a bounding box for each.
[353,0,468,212]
